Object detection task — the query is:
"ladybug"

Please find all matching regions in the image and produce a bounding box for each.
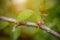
[37,20,42,25]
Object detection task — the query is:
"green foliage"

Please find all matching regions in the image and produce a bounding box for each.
[13,26,21,40]
[27,11,42,22]
[0,20,9,30]
[0,0,60,40]
[46,0,57,9]
[16,9,34,22]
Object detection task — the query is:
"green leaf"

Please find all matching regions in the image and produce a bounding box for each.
[3,23,16,40]
[16,9,34,22]
[27,11,42,22]
[3,23,14,36]
[3,23,21,40]
[0,20,9,30]
[13,26,21,40]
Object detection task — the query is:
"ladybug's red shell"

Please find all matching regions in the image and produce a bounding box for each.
[37,20,42,25]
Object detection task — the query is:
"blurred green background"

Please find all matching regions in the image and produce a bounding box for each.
[0,0,60,40]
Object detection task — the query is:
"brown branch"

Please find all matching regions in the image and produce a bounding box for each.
[39,24,60,39]
[0,16,16,23]
[0,16,60,39]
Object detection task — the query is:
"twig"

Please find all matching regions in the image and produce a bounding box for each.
[39,24,60,39]
[0,16,16,23]
[0,16,60,39]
